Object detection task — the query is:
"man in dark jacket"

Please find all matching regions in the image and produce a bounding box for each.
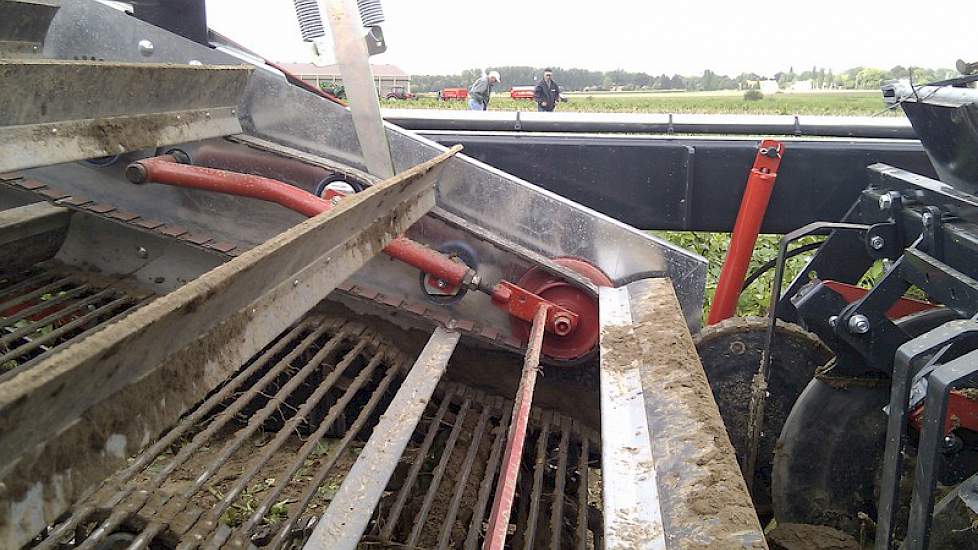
[534,68,561,112]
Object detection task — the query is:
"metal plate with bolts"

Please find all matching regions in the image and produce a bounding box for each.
[0,148,457,548]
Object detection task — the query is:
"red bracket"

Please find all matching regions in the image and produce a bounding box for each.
[707,139,783,325]
[822,280,937,320]
[911,390,978,435]
[490,280,579,336]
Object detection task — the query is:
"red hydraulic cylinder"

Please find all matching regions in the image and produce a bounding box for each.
[128,156,471,289]
[706,139,784,325]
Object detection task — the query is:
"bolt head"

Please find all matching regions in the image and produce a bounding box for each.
[138,39,154,56]
[135,246,149,259]
[828,315,839,329]
[552,314,573,336]
[878,194,892,210]
[848,314,871,334]
[870,235,885,250]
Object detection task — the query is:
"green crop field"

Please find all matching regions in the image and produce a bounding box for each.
[382,90,897,116]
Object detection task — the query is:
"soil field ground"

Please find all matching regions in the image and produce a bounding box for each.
[382,90,898,116]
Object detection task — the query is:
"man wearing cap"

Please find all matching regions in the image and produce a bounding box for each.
[534,68,561,112]
[468,70,500,110]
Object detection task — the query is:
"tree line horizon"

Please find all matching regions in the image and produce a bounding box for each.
[409,65,957,93]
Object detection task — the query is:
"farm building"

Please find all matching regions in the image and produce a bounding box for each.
[276,62,411,96]
[759,80,780,94]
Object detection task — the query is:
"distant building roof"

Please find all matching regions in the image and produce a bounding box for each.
[277,62,410,78]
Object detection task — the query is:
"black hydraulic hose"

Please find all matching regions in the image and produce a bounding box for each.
[741,241,823,291]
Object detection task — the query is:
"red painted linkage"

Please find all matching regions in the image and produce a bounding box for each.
[127,156,582,335]
[707,139,784,325]
[483,305,549,550]
[129,155,474,288]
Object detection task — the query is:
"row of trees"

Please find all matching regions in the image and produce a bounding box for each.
[410,65,958,93]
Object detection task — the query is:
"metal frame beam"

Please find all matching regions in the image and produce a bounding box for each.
[421,132,934,233]
[0,59,251,173]
[614,278,767,548]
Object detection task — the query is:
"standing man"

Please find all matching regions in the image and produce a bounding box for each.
[534,68,561,112]
[468,70,500,111]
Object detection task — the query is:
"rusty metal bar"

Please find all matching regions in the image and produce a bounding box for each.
[437,402,492,550]
[550,419,571,548]
[0,148,451,548]
[137,339,367,547]
[74,326,353,550]
[194,344,382,544]
[521,414,552,550]
[0,294,138,366]
[379,386,458,541]
[305,326,461,550]
[0,271,56,299]
[484,305,549,550]
[513,473,532,550]
[30,319,320,550]
[576,435,589,550]
[406,396,473,547]
[0,274,76,313]
[12,296,146,371]
[464,399,510,550]
[0,283,94,332]
[237,349,387,532]
[262,353,402,550]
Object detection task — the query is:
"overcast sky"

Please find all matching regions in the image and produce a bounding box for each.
[205,1,977,76]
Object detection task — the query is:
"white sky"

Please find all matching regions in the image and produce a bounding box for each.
[205,1,977,76]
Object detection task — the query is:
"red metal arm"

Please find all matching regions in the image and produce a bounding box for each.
[128,156,473,289]
[127,156,581,335]
[707,139,784,325]
[484,305,548,550]
[822,280,937,320]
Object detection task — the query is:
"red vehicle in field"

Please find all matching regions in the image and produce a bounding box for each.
[438,87,468,101]
[510,86,535,100]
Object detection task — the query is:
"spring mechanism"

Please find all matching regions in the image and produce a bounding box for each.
[357,0,385,27]
[293,0,326,41]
